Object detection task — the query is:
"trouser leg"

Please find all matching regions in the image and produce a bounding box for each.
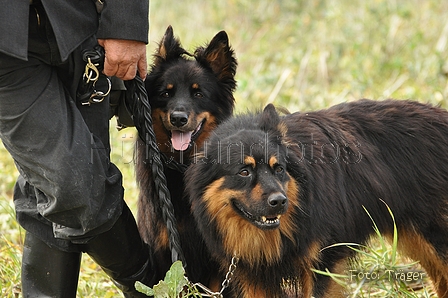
[82,204,157,297]
[21,231,81,298]
[18,195,156,298]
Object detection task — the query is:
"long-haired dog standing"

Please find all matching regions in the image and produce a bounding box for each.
[136,26,237,287]
[185,99,448,297]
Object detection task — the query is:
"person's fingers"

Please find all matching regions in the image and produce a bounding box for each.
[102,56,120,78]
[137,56,147,80]
[103,55,134,80]
[113,58,145,80]
[97,39,147,80]
[118,63,138,81]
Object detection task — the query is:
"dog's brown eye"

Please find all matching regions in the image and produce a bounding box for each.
[160,91,170,98]
[275,165,284,174]
[238,169,250,177]
[194,92,204,98]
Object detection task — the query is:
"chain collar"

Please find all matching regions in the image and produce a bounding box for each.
[192,255,239,297]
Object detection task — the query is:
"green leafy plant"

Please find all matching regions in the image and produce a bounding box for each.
[135,261,202,298]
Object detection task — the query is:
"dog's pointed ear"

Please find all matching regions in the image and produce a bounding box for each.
[260,104,280,132]
[154,25,189,65]
[195,31,237,87]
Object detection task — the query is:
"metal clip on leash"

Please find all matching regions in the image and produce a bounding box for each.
[77,46,111,106]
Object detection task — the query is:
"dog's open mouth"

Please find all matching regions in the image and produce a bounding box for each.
[170,120,204,151]
[232,200,281,230]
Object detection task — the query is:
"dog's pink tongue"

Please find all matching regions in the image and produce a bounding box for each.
[171,130,192,151]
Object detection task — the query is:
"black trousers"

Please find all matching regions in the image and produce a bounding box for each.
[0,3,123,252]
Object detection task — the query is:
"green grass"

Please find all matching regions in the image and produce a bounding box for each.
[2,0,448,296]
[314,204,436,297]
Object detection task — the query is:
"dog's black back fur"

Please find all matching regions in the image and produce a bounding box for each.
[186,99,448,297]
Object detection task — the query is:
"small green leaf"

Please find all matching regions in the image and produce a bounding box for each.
[152,280,171,298]
[135,261,189,297]
[164,261,188,296]
[135,281,155,296]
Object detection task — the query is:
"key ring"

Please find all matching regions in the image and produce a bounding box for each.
[89,76,112,104]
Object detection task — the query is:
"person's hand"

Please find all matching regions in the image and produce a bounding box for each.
[98,39,147,80]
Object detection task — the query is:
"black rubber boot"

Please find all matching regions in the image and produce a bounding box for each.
[83,204,156,297]
[21,232,82,298]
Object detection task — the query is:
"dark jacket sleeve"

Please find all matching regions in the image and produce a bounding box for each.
[96,0,149,44]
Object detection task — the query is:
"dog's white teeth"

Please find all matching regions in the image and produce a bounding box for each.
[261,216,280,224]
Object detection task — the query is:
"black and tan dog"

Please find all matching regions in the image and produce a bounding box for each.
[136,26,237,286]
[185,99,448,297]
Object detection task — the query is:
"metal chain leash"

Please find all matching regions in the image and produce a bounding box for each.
[220,255,239,293]
[192,255,239,297]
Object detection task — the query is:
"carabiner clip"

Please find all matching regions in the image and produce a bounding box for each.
[89,76,112,104]
[84,57,100,83]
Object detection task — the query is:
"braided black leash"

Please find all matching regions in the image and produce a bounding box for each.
[124,75,186,267]
[77,47,186,268]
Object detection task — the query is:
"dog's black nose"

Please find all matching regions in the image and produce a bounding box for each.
[267,193,288,211]
[170,111,188,127]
